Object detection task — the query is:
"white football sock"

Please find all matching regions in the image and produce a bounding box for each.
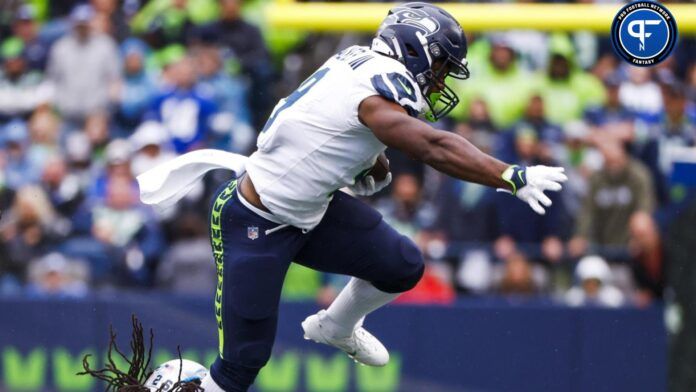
[200,373,225,392]
[324,278,399,337]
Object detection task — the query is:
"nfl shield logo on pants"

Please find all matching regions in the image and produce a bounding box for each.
[247,226,259,240]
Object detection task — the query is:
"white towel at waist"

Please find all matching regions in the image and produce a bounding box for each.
[137,149,248,209]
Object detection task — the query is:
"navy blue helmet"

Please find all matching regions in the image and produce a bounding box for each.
[371,2,470,121]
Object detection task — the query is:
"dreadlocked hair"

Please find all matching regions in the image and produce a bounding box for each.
[78,314,204,392]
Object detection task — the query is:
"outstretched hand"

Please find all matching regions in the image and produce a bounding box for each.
[498,165,568,215]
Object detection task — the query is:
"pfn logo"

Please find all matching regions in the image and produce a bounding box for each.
[611,2,677,67]
[627,19,661,51]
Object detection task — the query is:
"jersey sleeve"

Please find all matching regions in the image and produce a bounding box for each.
[350,53,426,118]
[369,72,423,117]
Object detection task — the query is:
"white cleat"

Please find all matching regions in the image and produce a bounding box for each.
[301,310,389,367]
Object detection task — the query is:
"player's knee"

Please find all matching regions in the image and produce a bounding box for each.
[389,262,425,293]
[374,236,424,293]
[222,315,276,369]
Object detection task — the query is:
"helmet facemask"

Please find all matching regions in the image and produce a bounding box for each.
[417,44,470,122]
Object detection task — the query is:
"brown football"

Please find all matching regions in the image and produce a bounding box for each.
[367,153,390,181]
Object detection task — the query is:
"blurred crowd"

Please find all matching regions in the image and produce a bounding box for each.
[0,0,694,309]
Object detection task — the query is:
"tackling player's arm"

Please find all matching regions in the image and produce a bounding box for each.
[359,95,511,190]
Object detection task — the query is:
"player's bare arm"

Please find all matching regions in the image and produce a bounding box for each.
[360,95,568,215]
[360,95,510,190]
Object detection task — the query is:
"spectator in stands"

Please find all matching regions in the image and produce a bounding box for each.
[91,0,131,42]
[493,127,565,263]
[40,155,85,229]
[584,73,665,206]
[194,45,253,152]
[64,131,95,192]
[568,140,655,259]
[591,53,620,84]
[155,44,187,87]
[9,4,51,72]
[1,120,41,189]
[451,35,532,129]
[82,111,111,162]
[88,138,136,202]
[375,172,437,242]
[619,66,663,124]
[129,121,177,177]
[112,39,158,134]
[434,128,499,245]
[565,255,624,308]
[198,0,274,128]
[47,4,120,123]
[91,176,164,285]
[584,76,635,144]
[0,37,53,120]
[493,252,544,296]
[534,33,605,126]
[149,56,216,153]
[558,120,602,216]
[62,173,162,285]
[0,185,66,273]
[25,252,89,298]
[657,85,696,175]
[131,0,219,49]
[155,213,215,294]
[503,95,563,162]
[26,108,61,174]
[634,85,696,206]
[467,99,497,134]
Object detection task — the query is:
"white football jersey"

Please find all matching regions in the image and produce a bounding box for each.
[245,45,426,230]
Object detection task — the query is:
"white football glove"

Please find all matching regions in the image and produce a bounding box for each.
[497,165,567,215]
[350,172,392,196]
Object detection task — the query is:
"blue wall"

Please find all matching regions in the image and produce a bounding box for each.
[0,296,666,392]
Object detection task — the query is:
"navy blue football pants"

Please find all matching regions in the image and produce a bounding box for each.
[207,179,424,391]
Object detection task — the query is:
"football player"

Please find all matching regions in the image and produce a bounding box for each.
[201,3,567,391]
[79,315,206,392]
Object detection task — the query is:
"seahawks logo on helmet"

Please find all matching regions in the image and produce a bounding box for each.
[384,8,440,34]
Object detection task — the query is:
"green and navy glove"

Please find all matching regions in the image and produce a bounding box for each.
[498,165,567,215]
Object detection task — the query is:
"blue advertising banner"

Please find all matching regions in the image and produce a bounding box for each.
[0,295,666,392]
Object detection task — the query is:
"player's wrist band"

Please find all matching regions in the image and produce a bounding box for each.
[501,165,527,195]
